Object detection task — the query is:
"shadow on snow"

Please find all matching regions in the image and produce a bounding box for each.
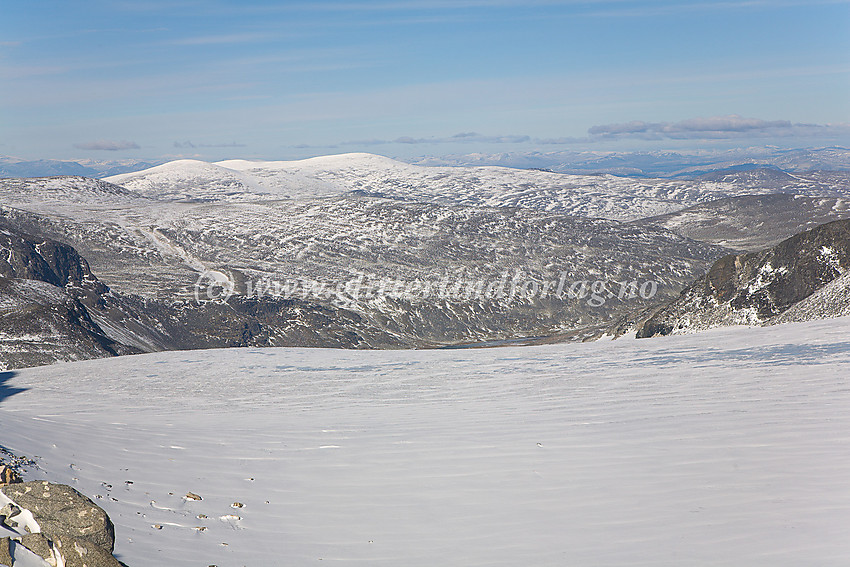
[0,371,26,405]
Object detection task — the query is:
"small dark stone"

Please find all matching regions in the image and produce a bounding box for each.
[0,466,22,487]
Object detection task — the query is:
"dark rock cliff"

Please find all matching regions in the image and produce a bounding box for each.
[636,219,850,338]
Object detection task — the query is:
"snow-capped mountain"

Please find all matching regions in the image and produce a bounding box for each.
[106,153,845,221]
[3,152,850,367]
[5,158,751,358]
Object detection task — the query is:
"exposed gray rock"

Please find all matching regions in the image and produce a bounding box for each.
[0,536,11,566]
[32,532,123,567]
[0,502,23,533]
[771,270,850,323]
[0,481,115,553]
[636,219,850,337]
[0,533,126,567]
[16,533,51,559]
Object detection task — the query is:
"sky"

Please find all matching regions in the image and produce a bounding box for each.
[1,0,849,162]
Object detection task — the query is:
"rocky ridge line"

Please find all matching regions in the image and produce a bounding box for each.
[634,218,850,337]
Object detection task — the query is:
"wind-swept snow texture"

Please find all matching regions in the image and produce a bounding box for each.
[2,317,850,566]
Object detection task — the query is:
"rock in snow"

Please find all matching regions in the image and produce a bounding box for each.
[0,480,123,566]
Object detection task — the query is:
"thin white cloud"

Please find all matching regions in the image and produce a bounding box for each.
[335,117,850,150]
[74,140,140,151]
[0,64,72,79]
[174,140,246,148]
[167,32,280,46]
[341,132,531,145]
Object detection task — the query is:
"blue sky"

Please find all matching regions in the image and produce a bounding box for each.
[1,0,849,161]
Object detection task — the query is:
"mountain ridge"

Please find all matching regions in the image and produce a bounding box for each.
[3,153,850,368]
[634,218,850,338]
[7,146,849,179]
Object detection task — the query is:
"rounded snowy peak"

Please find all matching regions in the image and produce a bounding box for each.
[0,175,149,211]
[105,157,355,201]
[216,152,408,172]
[105,159,268,202]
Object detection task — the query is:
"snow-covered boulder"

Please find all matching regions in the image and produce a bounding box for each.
[1,481,115,553]
[0,481,123,566]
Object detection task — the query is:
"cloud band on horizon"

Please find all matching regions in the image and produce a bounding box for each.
[328,116,850,149]
[587,115,850,141]
[74,140,140,151]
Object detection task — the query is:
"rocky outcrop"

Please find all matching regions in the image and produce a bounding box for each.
[0,480,124,567]
[0,225,147,369]
[636,219,850,338]
[0,221,411,370]
[0,532,125,567]
[1,481,114,552]
[0,228,107,296]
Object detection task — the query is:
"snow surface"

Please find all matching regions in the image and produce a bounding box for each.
[2,317,850,566]
[773,270,850,323]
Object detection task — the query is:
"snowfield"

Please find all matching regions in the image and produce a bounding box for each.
[106,153,815,221]
[2,317,850,566]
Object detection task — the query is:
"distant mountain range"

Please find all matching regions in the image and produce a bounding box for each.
[2,152,850,369]
[3,145,849,179]
[0,157,159,179]
[410,146,850,177]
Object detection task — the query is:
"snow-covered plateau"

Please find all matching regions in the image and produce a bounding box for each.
[4,152,850,359]
[105,153,847,220]
[2,316,849,566]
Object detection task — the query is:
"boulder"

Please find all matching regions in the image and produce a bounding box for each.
[0,467,21,488]
[0,481,114,553]
[25,532,124,567]
[16,533,51,558]
[0,533,125,567]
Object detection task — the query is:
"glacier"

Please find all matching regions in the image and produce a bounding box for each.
[1,316,849,566]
